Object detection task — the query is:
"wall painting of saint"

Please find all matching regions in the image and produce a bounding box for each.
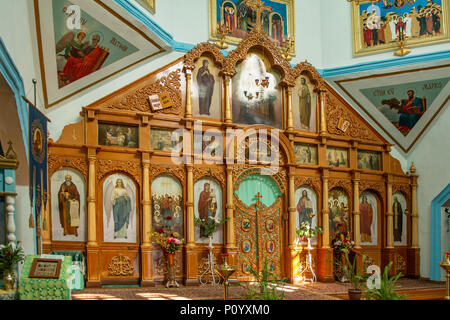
[360,191,378,246]
[329,188,350,241]
[357,150,381,171]
[102,174,137,243]
[294,143,318,165]
[98,123,139,148]
[295,186,318,244]
[293,76,317,132]
[194,178,223,244]
[51,168,86,242]
[393,192,408,246]
[326,147,349,168]
[151,175,184,237]
[192,57,222,119]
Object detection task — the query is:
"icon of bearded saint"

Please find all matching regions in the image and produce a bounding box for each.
[58,174,80,236]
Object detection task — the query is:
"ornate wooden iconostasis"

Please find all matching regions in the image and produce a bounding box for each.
[44,26,420,287]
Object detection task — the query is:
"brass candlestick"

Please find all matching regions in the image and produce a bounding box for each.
[215,23,230,50]
[216,255,236,300]
[394,32,411,57]
[439,253,450,300]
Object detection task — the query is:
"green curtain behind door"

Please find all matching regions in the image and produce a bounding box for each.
[234,173,282,207]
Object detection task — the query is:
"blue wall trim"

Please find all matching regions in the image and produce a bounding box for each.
[430,183,450,281]
[0,37,29,161]
[320,50,450,78]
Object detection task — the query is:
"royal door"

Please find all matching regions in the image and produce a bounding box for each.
[234,172,285,279]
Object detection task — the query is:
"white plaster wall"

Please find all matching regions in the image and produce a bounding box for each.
[320,0,450,69]
[408,103,450,279]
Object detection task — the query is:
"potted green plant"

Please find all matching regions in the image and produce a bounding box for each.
[240,258,287,300]
[340,249,368,300]
[0,242,25,291]
[363,261,407,300]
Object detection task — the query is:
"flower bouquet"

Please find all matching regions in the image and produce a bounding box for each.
[331,224,354,252]
[194,216,229,239]
[152,228,183,253]
[0,242,25,291]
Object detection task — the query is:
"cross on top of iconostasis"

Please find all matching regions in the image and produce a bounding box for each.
[243,0,273,32]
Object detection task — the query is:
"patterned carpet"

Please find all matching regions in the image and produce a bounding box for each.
[71,278,445,300]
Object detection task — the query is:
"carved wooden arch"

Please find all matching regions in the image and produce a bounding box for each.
[222,29,295,86]
[292,61,326,92]
[184,42,226,71]
[192,166,226,188]
[98,168,141,191]
[226,124,296,165]
[294,176,322,196]
[359,181,386,201]
[328,178,353,208]
[48,154,88,182]
[97,159,142,187]
[232,165,287,195]
[149,165,186,186]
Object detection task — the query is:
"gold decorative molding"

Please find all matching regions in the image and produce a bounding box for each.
[326,93,377,141]
[105,68,183,115]
[184,42,226,70]
[292,61,326,91]
[294,176,322,195]
[396,253,406,273]
[97,159,142,186]
[0,141,19,169]
[108,254,134,276]
[192,166,226,187]
[358,181,386,198]
[222,28,295,86]
[48,154,88,179]
[392,184,411,202]
[149,164,186,185]
[328,178,353,197]
[156,253,182,275]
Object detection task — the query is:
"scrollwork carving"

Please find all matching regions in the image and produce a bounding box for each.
[108,254,134,276]
[328,178,353,196]
[292,61,326,91]
[193,166,226,187]
[392,184,411,202]
[97,159,141,186]
[359,181,386,198]
[48,154,88,180]
[294,176,322,194]
[396,254,406,273]
[105,68,183,115]
[326,93,377,141]
[184,42,226,70]
[150,164,186,185]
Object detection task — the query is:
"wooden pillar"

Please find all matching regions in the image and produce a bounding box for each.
[184,164,198,285]
[317,169,333,282]
[224,76,232,123]
[386,175,394,249]
[353,173,361,249]
[225,166,237,266]
[286,87,294,131]
[141,156,154,286]
[287,168,298,283]
[319,90,327,135]
[407,163,420,277]
[184,69,193,119]
[86,151,101,287]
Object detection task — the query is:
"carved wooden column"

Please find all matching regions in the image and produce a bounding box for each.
[140,155,154,286]
[86,150,101,287]
[386,174,394,249]
[225,166,237,266]
[185,164,198,285]
[286,87,294,131]
[353,172,361,249]
[408,163,420,277]
[184,69,193,119]
[287,167,298,283]
[224,76,232,123]
[319,90,327,135]
[5,195,16,246]
[318,168,333,282]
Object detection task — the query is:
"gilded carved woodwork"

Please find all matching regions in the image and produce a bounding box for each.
[392,184,411,202]
[184,42,226,70]
[325,93,377,141]
[105,68,183,115]
[97,159,142,186]
[149,164,186,185]
[156,254,182,275]
[358,181,386,198]
[48,154,88,179]
[222,28,295,86]
[232,166,286,194]
[328,178,353,197]
[396,253,406,273]
[235,134,287,166]
[192,166,226,187]
[292,61,326,91]
[294,176,322,194]
[108,254,134,276]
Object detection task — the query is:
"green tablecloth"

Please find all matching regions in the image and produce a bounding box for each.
[50,251,85,290]
[18,255,72,300]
